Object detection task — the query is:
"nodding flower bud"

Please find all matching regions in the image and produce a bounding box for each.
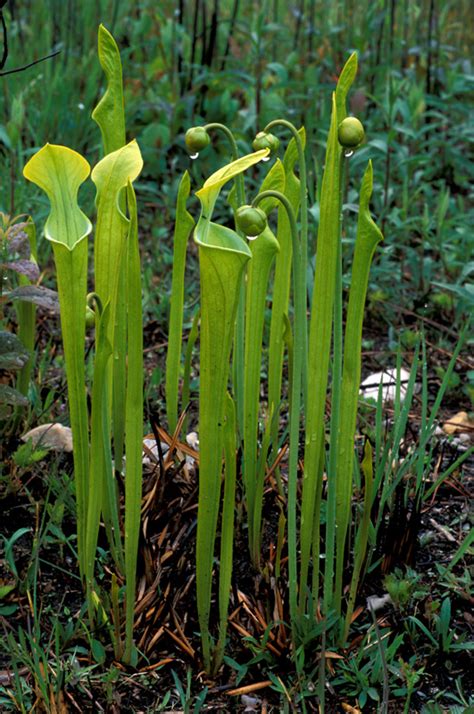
[235,205,267,238]
[338,117,365,149]
[85,305,96,329]
[185,126,210,153]
[252,131,280,156]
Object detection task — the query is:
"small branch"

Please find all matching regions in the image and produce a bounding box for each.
[0,10,8,70]
[0,49,61,78]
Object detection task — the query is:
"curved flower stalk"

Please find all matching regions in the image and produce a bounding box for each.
[256,121,308,404]
[165,171,195,434]
[250,188,305,637]
[194,149,268,671]
[299,53,358,613]
[23,144,92,578]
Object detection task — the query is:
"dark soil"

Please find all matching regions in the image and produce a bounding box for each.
[1,313,473,712]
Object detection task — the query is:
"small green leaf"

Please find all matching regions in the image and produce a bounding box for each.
[0,604,18,616]
[0,584,16,599]
[91,638,106,664]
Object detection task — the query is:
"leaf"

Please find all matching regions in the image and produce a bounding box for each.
[166,171,195,432]
[91,139,143,307]
[194,155,256,669]
[7,222,30,257]
[92,24,126,155]
[283,126,306,169]
[24,142,91,575]
[0,384,29,407]
[196,149,269,216]
[0,604,18,616]
[123,180,144,662]
[301,92,343,600]
[335,161,383,609]
[0,259,40,281]
[267,126,305,460]
[23,144,92,250]
[13,441,50,466]
[91,638,106,665]
[5,285,59,312]
[0,331,30,370]
[243,225,279,560]
[21,423,73,452]
[256,159,286,215]
[335,52,358,121]
[0,584,15,599]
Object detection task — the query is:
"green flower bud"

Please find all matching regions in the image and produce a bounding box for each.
[185,126,210,154]
[85,305,96,329]
[235,205,267,238]
[252,131,280,156]
[338,117,365,149]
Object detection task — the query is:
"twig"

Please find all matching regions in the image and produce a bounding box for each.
[0,9,8,70]
[0,49,61,77]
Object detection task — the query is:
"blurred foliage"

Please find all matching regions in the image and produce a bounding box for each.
[0,0,472,332]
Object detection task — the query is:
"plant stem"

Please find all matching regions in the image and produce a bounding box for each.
[263,119,308,404]
[252,189,303,636]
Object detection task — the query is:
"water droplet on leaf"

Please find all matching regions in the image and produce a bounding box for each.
[190,152,199,160]
[246,235,258,241]
[262,156,271,163]
[344,149,354,158]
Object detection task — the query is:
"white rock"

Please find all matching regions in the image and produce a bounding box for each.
[142,437,169,465]
[22,423,73,452]
[359,368,411,403]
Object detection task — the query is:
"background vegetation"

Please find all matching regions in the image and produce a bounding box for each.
[0,1,472,711]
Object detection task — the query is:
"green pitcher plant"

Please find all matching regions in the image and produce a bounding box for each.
[192,149,269,671]
[23,25,144,664]
[21,27,387,676]
[172,51,384,668]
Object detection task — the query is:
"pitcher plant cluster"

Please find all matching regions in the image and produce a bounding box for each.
[170,53,383,672]
[22,29,384,674]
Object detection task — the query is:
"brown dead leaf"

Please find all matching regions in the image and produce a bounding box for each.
[342,704,362,713]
